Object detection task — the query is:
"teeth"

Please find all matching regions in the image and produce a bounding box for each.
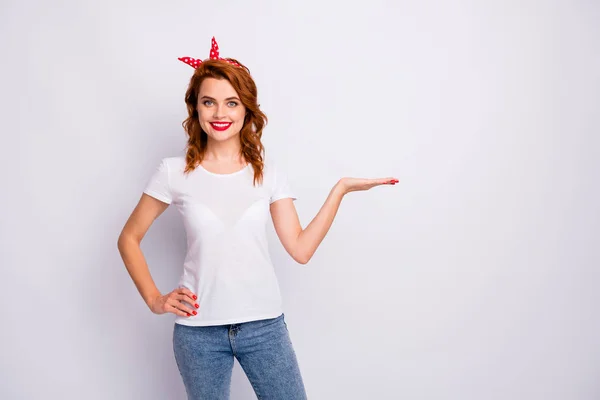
[212,123,230,127]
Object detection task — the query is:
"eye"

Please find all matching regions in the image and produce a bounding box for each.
[202,100,214,106]
[227,101,238,107]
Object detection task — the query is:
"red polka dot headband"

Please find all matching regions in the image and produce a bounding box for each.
[178,37,241,69]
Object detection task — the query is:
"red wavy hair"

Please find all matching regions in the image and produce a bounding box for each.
[181,58,267,186]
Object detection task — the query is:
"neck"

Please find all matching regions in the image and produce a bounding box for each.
[204,136,244,163]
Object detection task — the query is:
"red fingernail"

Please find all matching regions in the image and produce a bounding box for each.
[193,295,197,300]
[195,303,199,308]
[186,313,191,316]
[192,311,197,315]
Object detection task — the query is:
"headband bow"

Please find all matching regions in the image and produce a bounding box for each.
[178,37,241,68]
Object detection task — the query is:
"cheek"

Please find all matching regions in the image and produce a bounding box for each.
[233,108,246,123]
[197,109,211,122]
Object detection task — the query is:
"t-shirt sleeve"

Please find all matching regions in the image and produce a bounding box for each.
[270,162,297,204]
[143,159,173,204]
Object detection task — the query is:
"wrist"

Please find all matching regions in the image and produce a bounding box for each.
[334,179,349,196]
[144,291,162,309]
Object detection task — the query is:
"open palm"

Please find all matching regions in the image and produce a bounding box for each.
[339,177,398,193]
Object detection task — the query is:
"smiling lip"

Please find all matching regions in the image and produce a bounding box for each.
[210,122,232,131]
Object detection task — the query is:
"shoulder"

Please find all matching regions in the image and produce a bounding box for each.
[261,151,296,200]
[261,151,286,177]
[261,154,283,187]
[158,155,187,174]
[162,155,186,167]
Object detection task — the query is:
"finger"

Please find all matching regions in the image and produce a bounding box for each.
[166,302,192,317]
[169,299,197,316]
[381,177,399,185]
[177,293,200,310]
[178,287,198,303]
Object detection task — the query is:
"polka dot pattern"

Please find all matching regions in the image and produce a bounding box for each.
[177,37,243,69]
[177,56,202,68]
[210,37,219,59]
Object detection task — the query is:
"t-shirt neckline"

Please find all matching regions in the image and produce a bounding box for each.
[197,163,251,177]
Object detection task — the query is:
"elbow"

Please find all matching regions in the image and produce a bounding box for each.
[117,229,129,246]
[291,236,312,264]
[117,231,138,252]
[294,252,312,265]
[117,233,127,253]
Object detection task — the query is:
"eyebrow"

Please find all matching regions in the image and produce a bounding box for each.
[199,96,240,101]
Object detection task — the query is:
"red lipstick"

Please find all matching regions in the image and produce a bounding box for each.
[210,122,232,131]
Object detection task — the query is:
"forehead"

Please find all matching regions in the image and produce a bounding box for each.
[198,77,238,98]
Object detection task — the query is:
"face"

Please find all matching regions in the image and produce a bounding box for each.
[196,77,246,143]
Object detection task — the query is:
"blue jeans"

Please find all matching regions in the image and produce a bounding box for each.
[173,313,307,399]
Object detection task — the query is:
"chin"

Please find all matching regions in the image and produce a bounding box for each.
[207,131,241,142]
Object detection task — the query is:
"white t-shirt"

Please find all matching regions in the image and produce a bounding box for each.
[143,155,296,326]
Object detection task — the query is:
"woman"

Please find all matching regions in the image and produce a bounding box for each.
[117,37,398,399]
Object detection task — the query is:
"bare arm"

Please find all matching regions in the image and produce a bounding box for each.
[270,177,398,265]
[117,194,197,316]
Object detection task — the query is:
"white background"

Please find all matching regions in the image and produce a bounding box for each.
[1,0,599,399]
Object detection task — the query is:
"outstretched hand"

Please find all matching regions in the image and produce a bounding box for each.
[338,177,399,194]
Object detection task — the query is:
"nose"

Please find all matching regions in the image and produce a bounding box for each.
[212,104,226,119]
